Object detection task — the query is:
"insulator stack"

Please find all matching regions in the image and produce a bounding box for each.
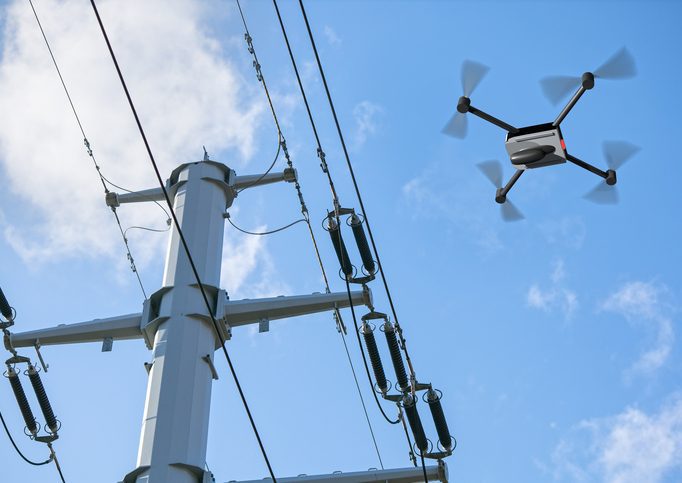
[27,365,58,434]
[361,322,388,393]
[426,388,452,451]
[7,366,37,435]
[349,214,375,274]
[327,218,353,277]
[383,321,408,391]
[403,394,428,453]
[0,286,12,320]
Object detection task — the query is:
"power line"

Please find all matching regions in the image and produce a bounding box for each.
[296,0,418,386]
[87,1,276,480]
[271,0,403,427]
[27,0,149,300]
[236,0,388,467]
[227,215,307,236]
[0,409,52,466]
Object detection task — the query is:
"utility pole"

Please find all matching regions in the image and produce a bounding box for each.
[8,159,446,483]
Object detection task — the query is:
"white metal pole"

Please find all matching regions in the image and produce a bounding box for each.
[132,161,232,483]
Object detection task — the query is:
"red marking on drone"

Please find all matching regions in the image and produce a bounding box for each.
[560,139,566,150]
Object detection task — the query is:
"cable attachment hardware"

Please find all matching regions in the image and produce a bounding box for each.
[317,147,329,173]
[34,340,49,373]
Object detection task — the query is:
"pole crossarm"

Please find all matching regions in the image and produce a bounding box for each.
[232,462,448,483]
[6,289,371,350]
[7,313,142,349]
[224,287,371,328]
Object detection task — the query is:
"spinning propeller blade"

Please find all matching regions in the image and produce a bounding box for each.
[461,60,490,97]
[584,183,619,205]
[442,111,468,139]
[540,47,636,104]
[540,75,580,105]
[594,47,636,79]
[603,140,640,170]
[502,200,525,222]
[477,161,524,222]
[477,160,503,188]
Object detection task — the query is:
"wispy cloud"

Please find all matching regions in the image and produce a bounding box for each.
[0,0,263,266]
[323,25,341,46]
[539,215,587,250]
[401,164,503,254]
[526,259,578,319]
[601,281,674,377]
[546,396,682,483]
[352,100,383,149]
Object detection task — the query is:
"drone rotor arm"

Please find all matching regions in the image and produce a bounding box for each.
[468,104,519,134]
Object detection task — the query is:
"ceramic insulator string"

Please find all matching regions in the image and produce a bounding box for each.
[349,214,375,274]
[426,388,452,451]
[27,365,58,434]
[7,367,37,436]
[361,322,388,393]
[403,394,428,453]
[328,218,353,277]
[0,287,12,320]
[384,321,409,392]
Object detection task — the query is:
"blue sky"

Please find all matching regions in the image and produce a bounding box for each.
[0,1,681,482]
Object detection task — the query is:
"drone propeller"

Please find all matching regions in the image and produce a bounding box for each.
[442,60,489,138]
[583,141,640,204]
[540,47,636,105]
[477,160,524,222]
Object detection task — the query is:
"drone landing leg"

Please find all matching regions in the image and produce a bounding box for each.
[468,105,519,134]
[496,169,524,203]
[566,153,616,184]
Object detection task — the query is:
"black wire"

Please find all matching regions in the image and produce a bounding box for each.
[88,2,276,480]
[28,0,148,300]
[0,410,52,466]
[419,452,428,483]
[237,132,282,194]
[227,216,307,236]
[298,0,412,372]
[273,0,401,427]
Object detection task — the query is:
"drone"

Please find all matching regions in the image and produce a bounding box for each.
[443,48,640,221]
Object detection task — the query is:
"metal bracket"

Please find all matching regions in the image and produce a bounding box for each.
[101,337,113,352]
[34,340,49,372]
[258,318,270,333]
[202,354,219,380]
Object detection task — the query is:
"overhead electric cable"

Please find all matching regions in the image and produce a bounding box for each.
[236,0,387,466]
[88,1,276,480]
[271,0,403,427]
[0,409,52,466]
[297,0,420,390]
[227,216,307,236]
[27,0,149,299]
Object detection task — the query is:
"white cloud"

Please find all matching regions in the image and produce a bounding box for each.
[548,396,682,483]
[526,259,578,319]
[323,25,341,46]
[601,281,674,376]
[352,100,383,149]
[0,0,264,266]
